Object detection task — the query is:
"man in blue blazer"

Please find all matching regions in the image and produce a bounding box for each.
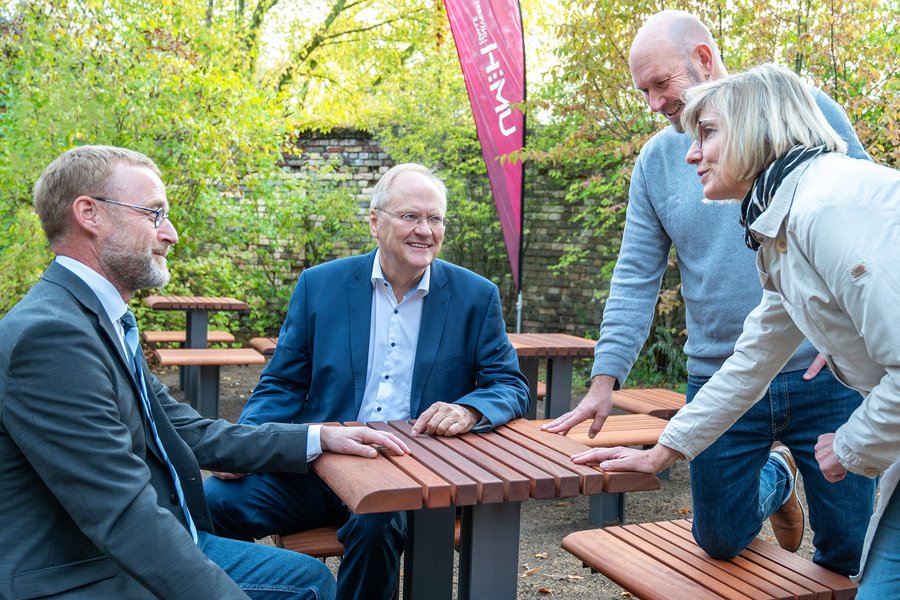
[0,145,409,599]
[205,163,530,600]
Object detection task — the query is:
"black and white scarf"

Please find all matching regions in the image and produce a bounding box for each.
[739,145,830,251]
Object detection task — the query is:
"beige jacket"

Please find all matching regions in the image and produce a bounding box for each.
[659,153,900,578]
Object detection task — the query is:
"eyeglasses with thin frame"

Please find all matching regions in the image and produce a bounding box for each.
[376,208,448,231]
[695,118,719,150]
[90,196,170,229]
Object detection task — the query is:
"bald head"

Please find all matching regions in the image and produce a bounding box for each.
[629,10,727,131]
[630,10,719,64]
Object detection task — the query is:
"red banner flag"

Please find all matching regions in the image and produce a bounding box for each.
[443,0,526,289]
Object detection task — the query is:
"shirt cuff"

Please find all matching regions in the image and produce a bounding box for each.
[307,424,323,462]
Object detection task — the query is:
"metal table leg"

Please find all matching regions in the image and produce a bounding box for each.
[402,507,455,600]
[458,502,521,600]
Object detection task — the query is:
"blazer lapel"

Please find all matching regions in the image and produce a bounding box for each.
[347,252,376,415]
[410,260,451,418]
[42,262,162,460]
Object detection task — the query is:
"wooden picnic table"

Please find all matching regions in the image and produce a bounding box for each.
[312,418,659,600]
[507,332,596,420]
[144,295,251,410]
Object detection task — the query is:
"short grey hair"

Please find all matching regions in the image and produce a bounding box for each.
[33,145,160,245]
[369,163,447,211]
[681,63,847,181]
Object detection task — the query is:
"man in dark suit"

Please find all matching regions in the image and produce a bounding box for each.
[0,145,410,599]
[205,163,530,600]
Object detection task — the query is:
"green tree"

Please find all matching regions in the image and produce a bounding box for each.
[529,0,899,384]
[0,0,365,332]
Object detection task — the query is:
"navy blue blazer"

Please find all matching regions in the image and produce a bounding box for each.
[240,252,529,427]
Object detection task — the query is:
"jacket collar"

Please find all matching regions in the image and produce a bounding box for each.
[749,159,816,244]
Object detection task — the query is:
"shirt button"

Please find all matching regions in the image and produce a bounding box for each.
[864,468,880,477]
[376,407,382,412]
[776,238,787,253]
[393,309,398,314]
[391,342,396,347]
[384,375,389,380]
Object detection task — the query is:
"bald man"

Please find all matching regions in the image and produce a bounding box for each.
[545,10,875,576]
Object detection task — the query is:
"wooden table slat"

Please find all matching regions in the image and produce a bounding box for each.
[493,424,608,495]
[312,451,423,514]
[480,432,582,497]
[144,294,250,312]
[562,528,728,600]
[508,332,596,358]
[431,435,532,502]
[462,433,575,499]
[362,422,454,508]
[663,521,828,599]
[500,420,660,494]
[533,415,668,448]
[622,524,790,600]
[615,525,768,600]
[388,422,507,504]
[383,429,479,507]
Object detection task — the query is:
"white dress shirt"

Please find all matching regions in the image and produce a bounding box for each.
[357,249,429,422]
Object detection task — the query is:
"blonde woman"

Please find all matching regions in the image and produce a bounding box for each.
[576,64,899,597]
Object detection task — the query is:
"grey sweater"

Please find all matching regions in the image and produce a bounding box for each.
[592,88,870,384]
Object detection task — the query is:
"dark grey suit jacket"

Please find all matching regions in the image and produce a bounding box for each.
[0,262,310,599]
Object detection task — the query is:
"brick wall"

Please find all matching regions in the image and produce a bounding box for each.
[281,129,615,339]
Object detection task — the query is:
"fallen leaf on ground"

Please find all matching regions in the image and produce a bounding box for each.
[566,575,584,582]
[678,507,692,515]
[538,587,553,595]
[535,551,549,559]
[522,567,540,577]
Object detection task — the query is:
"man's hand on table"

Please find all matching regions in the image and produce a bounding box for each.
[541,374,615,438]
[321,425,411,458]
[571,443,682,474]
[411,402,482,437]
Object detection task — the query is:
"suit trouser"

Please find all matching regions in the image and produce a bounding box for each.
[205,471,405,600]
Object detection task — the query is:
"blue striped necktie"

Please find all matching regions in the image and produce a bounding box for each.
[121,309,199,543]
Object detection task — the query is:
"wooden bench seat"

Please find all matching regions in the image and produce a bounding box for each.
[142,330,235,345]
[154,348,265,367]
[612,388,685,419]
[274,519,463,560]
[562,519,856,600]
[153,348,265,418]
[249,336,278,356]
[534,415,668,526]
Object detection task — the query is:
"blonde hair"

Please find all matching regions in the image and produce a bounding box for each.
[369,163,447,211]
[681,63,847,181]
[33,145,160,245]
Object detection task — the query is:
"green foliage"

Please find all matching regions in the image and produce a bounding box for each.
[532,0,898,381]
[367,25,518,313]
[0,0,366,333]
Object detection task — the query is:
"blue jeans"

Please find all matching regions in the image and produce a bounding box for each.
[686,368,876,576]
[205,471,405,600]
[857,489,900,599]
[198,531,335,599]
